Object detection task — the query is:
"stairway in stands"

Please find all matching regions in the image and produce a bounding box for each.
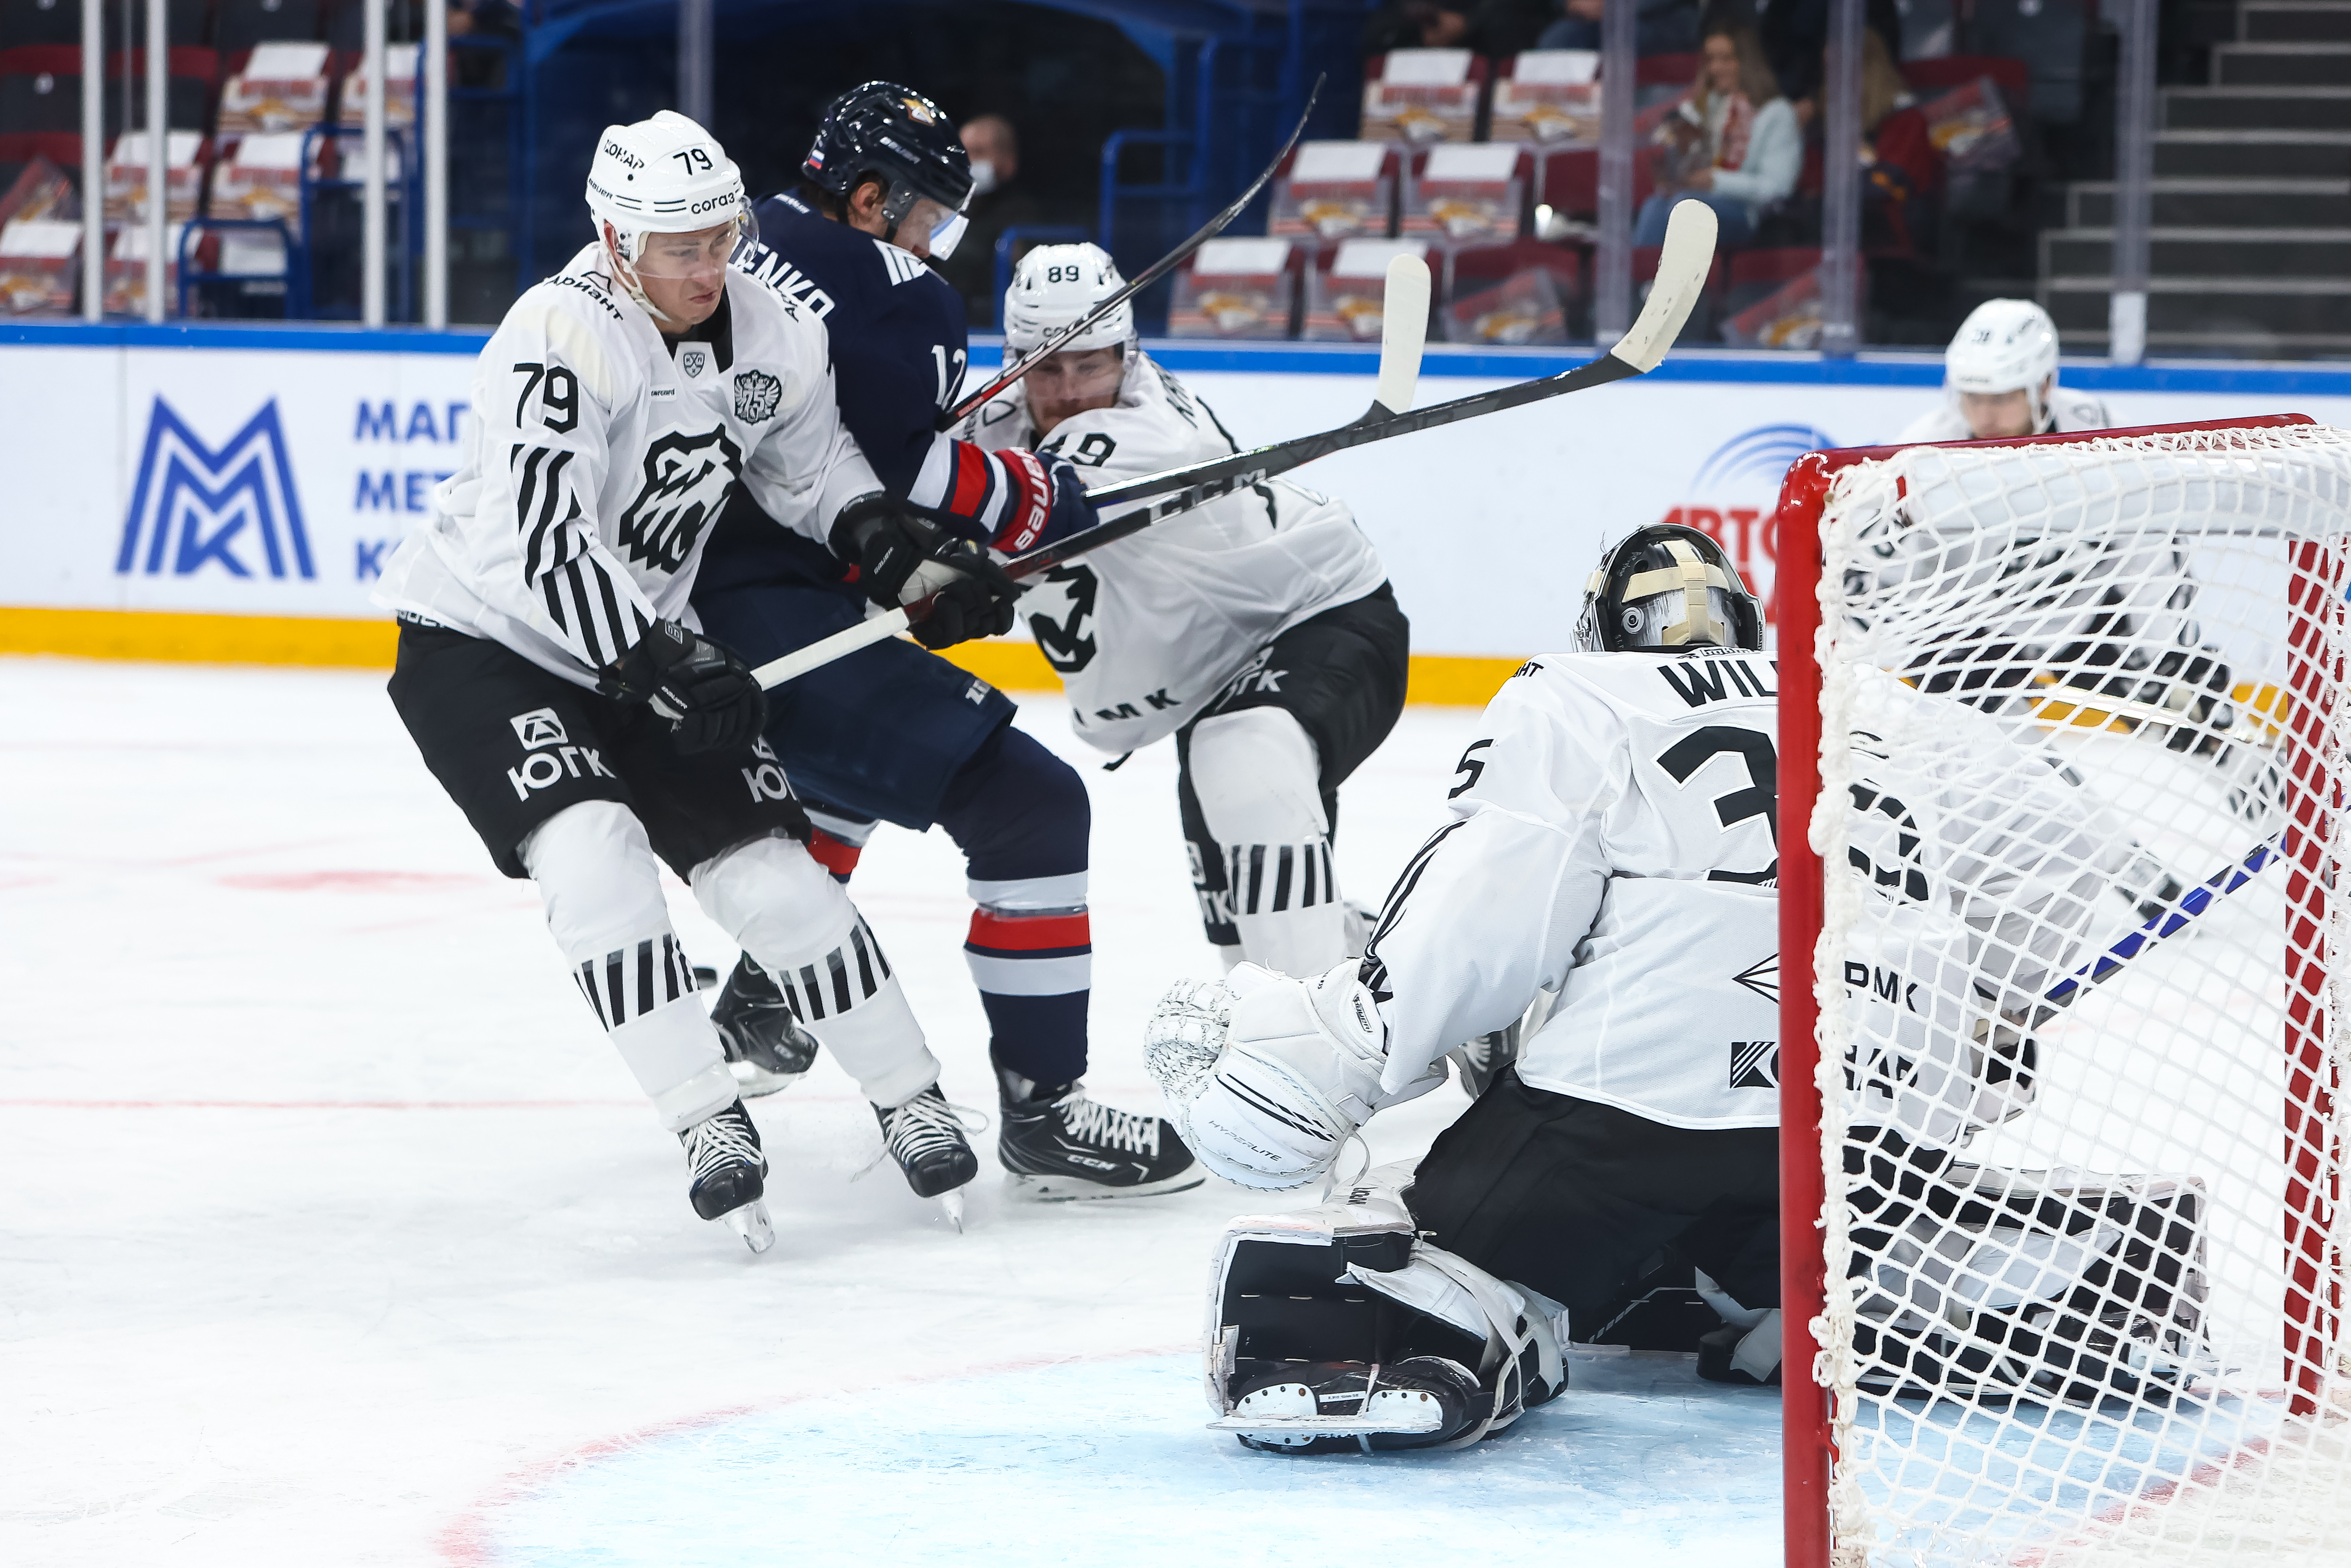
[2041,0,2351,358]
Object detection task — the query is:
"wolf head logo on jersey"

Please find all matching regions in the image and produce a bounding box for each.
[733,368,784,424]
[614,427,743,574]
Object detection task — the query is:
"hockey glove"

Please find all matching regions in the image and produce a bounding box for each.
[1144,961,1443,1190]
[598,618,768,755]
[831,496,1021,651]
[991,447,1097,555]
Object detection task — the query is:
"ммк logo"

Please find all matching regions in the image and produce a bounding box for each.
[114,397,315,579]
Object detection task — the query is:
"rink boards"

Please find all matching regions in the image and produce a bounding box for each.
[5,322,2351,694]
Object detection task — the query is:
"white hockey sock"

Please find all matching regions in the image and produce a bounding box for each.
[1189,708,1350,975]
[690,832,941,1109]
[522,801,735,1133]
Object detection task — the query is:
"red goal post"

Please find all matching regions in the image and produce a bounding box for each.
[1771,414,2341,1568]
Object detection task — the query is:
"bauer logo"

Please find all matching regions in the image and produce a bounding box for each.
[510,709,568,750]
[114,397,314,581]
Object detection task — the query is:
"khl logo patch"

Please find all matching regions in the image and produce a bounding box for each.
[510,708,568,749]
[681,347,706,379]
[733,368,783,424]
[115,397,314,580]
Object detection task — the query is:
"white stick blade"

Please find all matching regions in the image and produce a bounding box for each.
[1374,252,1431,415]
[1609,198,1718,373]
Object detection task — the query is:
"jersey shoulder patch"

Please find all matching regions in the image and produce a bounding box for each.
[873,238,932,287]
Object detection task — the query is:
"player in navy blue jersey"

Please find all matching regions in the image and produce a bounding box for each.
[694,82,1199,1200]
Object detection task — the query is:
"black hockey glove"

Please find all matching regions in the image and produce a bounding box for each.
[830,497,1022,652]
[598,618,768,755]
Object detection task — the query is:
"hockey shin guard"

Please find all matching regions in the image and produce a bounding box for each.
[1187,708,1349,975]
[523,802,736,1132]
[690,833,941,1110]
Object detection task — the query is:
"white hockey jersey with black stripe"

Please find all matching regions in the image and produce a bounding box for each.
[1362,653,2127,1135]
[951,350,1388,754]
[375,243,879,685]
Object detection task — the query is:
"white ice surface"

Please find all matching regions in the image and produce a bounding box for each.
[0,656,1787,1567]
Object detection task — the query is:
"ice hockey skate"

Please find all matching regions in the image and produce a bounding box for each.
[710,954,821,1097]
[995,1068,1203,1200]
[875,1086,981,1228]
[680,1099,774,1254]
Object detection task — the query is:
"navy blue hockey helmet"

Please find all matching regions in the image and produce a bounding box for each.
[804,81,974,255]
[1575,524,1765,653]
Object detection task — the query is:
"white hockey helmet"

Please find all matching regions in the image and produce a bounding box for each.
[1004,242,1134,355]
[1944,298,2062,433]
[585,111,755,316]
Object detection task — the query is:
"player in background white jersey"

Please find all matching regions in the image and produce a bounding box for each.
[1140,526,2132,1451]
[1898,298,2113,443]
[955,244,1404,976]
[376,112,1015,1247]
[1878,298,2252,821]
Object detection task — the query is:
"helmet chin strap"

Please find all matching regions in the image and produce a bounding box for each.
[602,224,682,328]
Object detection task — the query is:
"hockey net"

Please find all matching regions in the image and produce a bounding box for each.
[1777,417,2351,1567]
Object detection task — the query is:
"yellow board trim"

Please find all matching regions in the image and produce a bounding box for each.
[0,608,1528,708]
[0,606,401,667]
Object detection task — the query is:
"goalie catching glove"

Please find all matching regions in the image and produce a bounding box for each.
[830,496,1022,651]
[1143,961,1444,1190]
[598,618,768,754]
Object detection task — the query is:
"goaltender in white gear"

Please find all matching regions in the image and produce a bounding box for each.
[1899,298,2111,444]
[1146,524,2136,1450]
[958,244,1400,976]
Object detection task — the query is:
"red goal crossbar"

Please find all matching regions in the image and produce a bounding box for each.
[1769,414,2329,1568]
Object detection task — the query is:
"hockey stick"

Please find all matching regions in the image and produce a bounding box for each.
[750,249,1434,691]
[937,75,1325,430]
[749,200,1718,692]
[2042,834,2278,1006]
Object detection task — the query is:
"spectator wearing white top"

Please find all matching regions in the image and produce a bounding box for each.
[1633,20,1800,250]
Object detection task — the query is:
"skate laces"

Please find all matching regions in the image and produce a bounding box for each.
[861,1091,987,1178]
[1057,1091,1160,1157]
[682,1105,764,1182]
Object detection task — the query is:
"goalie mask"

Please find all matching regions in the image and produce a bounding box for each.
[1575,525,1764,654]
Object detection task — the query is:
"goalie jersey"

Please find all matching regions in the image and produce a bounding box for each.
[1363,652,2127,1139]
[952,349,1388,753]
[375,243,878,686]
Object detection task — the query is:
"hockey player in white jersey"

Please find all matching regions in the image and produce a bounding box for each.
[1898,298,2113,443]
[955,244,1405,975]
[376,111,1016,1248]
[1877,299,2246,798]
[1141,525,2133,1450]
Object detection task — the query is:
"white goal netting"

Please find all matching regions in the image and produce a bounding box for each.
[1806,422,2351,1566]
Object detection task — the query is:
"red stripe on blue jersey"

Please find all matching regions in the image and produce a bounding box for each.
[807,829,864,882]
[965,908,1091,953]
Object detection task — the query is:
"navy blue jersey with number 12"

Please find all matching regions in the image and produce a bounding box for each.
[696,189,971,601]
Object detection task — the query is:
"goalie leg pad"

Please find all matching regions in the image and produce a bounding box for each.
[1205,1163,1569,1454]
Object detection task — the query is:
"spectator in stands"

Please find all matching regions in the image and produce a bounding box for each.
[1362,0,1555,57]
[1760,0,1901,104]
[934,113,1043,329]
[1538,0,1702,58]
[1632,19,1797,250]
